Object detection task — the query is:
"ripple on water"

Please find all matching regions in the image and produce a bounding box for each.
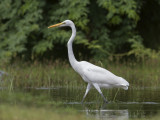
[65,101,160,105]
[119,101,160,104]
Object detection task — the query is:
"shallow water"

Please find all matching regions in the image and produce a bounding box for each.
[25,86,160,119]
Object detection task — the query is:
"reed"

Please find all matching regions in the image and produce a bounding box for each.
[0,58,159,88]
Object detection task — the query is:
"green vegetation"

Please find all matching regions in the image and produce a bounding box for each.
[0,1,160,120]
[0,0,160,60]
[1,103,160,120]
[0,59,159,88]
[0,89,87,120]
[0,89,160,120]
[0,104,86,120]
[131,114,160,120]
[0,59,159,120]
[0,104,160,120]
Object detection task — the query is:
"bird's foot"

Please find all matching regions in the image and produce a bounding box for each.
[81,99,84,104]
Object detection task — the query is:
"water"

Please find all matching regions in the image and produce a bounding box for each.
[25,86,160,120]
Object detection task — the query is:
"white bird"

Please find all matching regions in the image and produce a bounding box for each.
[48,20,129,103]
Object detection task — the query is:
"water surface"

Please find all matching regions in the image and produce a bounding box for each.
[25,86,160,120]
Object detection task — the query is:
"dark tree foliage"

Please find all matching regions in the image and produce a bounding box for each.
[137,0,160,50]
[0,0,160,60]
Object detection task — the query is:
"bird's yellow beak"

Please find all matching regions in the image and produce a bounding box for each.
[48,22,64,28]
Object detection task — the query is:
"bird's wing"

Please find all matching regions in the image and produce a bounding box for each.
[80,61,119,85]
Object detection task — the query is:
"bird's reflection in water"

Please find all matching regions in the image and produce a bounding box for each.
[82,102,129,120]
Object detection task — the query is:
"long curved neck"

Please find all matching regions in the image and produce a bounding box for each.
[67,23,78,70]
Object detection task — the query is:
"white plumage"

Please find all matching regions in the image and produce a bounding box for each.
[48,20,129,103]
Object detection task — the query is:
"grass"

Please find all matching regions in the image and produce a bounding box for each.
[0,60,83,88]
[0,90,87,120]
[0,59,160,120]
[0,59,159,88]
[0,90,91,120]
[0,59,159,103]
[0,103,160,120]
[0,104,87,120]
[131,114,160,120]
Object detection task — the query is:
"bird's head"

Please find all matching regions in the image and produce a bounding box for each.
[48,20,73,28]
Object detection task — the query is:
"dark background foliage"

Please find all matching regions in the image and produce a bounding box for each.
[0,0,160,61]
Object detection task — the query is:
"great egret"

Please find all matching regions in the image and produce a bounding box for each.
[48,20,129,103]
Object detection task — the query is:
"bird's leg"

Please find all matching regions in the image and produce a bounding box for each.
[92,83,108,103]
[81,83,92,103]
